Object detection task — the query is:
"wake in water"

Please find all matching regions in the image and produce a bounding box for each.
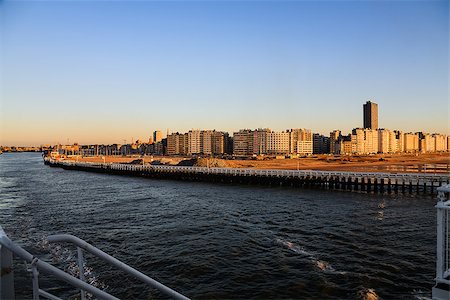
[275,239,312,256]
[275,238,347,275]
[36,236,107,299]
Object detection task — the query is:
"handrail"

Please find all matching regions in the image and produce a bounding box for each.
[0,233,118,300]
[434,184,450,297]
[47,234,190,300]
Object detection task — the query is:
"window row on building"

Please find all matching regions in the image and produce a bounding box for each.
[329,129,450,155]
[167,130,232,155]
[233,128,314,156]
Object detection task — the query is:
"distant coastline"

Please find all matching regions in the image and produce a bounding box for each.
[0,147,44,153]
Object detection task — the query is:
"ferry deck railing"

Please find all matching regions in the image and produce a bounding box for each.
[0,226,189,300]
[434,184,450,299]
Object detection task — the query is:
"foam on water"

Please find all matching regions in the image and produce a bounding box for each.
[275,238,347,275]
[36,236,108,298]
[275,238,313,256]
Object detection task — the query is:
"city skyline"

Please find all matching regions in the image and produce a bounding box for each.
[1,106,449,147]
[1,1,448,146]
[1,98,448,147]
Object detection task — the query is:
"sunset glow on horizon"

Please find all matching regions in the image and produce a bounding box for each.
[0,0,448,146]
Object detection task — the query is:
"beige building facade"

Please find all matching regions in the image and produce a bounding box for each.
[289,129,313,155]
[434,134,447,152]
[267,131,290,155]
[404,133,419,152]
[167,132,188,155]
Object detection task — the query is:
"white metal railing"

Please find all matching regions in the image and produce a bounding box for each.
[0,226,189,300]
[44,157,450,182]
[436,184,450,287]
[46,234,189,300]
[0,226,15,299]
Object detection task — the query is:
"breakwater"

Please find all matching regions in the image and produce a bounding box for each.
[44,157,449,195]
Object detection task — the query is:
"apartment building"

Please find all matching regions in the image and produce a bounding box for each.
[418,133,436,153]
[342,135,353,155]
[187,130,201,155]
[267,131,290,155]
[363,101,378,129]
[433,134,447,152]
[253,129,270,155]
[313,134,330,154]
[404,133,419,152]
[211,131,227,155]
[394,131,404,153]
[351,128,378,154]
[153,130,163,143]
[330,130,341,154]
[166,132,188,155]
[233,129,254,156]
[201,130,213,155]
[377,129,397,153]
[289,129,313,155]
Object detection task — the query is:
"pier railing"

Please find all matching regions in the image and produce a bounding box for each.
[43,157,449,182]
[43,157,450,195]
[0,225,189,300]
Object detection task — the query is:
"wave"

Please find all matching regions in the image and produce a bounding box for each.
[275,238,313,256]
[275,238,347,275]
[357,288,379,300]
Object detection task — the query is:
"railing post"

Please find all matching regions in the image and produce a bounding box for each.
[31,260,39,300]
[0,239,15,300]
[436,204,444,281]
[434,185,450,300]
[77,247,86,300]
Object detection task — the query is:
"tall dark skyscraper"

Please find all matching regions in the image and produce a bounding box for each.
[363,101,378,129]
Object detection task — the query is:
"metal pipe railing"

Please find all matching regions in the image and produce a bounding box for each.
[39,289,63,300]
[436,184,450,287]
[0,227,15,299]
[0,233,118,300]
[47,234,190,300]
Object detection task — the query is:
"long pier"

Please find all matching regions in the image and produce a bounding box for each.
[44,157,450,195]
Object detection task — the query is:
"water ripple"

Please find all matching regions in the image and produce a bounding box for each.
[0,153,437,299]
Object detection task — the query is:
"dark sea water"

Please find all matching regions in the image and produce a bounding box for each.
[0,153,436,299]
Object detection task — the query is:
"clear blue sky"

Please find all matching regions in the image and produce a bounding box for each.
[0,0,448,146]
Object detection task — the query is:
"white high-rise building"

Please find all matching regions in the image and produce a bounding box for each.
[351,128,378,154]
[187,130,201,154]
[433,134,446,152]
[378,129,397,153]
[404,133,419,152]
